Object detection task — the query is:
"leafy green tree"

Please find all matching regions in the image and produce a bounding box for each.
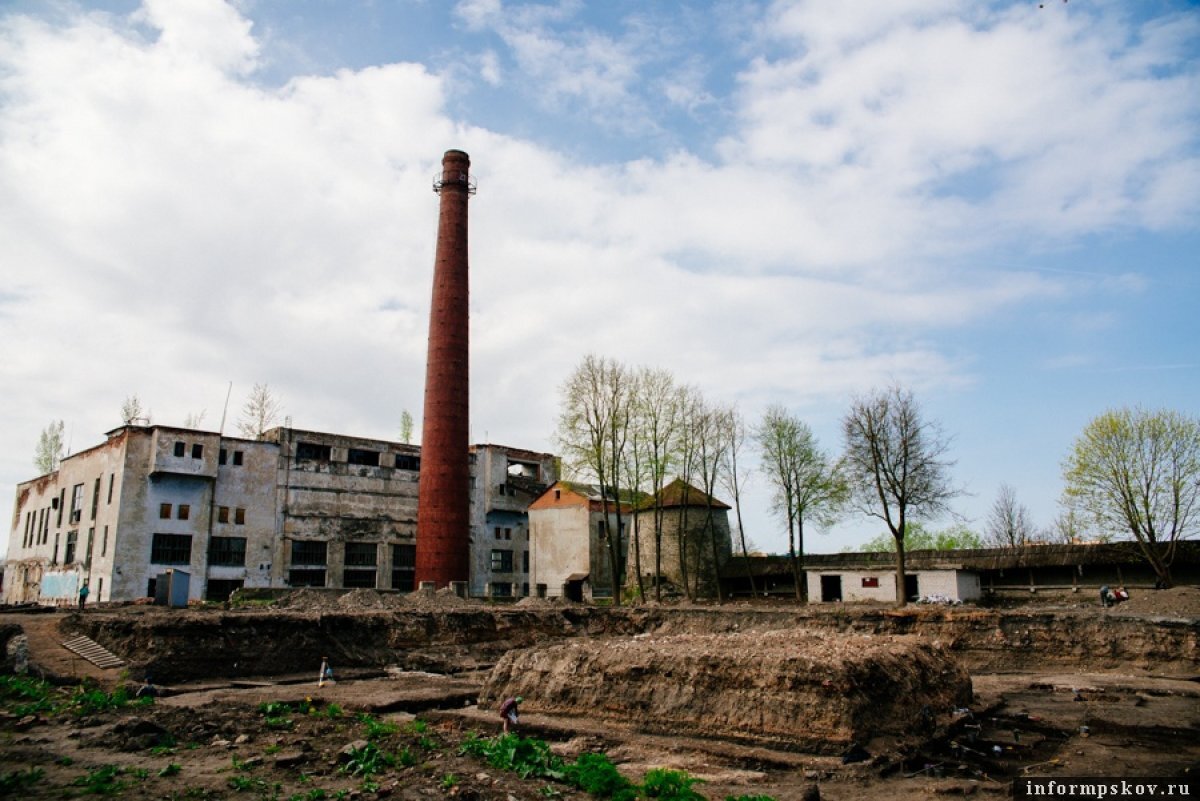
[400,410,414,444]
[842,385,960,606]
[756,406,846,601]
[1062,407,1200,588]
[34,420,65,475]
[860,522,981,552]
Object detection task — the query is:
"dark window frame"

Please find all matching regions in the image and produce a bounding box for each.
[208,536,247,567]
[151,533,193,565]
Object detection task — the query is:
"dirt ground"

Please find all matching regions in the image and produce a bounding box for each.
[1,588,1197,800]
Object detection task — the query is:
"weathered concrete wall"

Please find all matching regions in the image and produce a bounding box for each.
[468,446,555,597]
[807,569,983,604]
[529,505,591,596]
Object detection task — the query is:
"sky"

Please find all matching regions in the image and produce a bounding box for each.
[1,0,1197,557]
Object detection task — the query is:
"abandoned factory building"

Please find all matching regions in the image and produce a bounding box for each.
[4,424,556,605]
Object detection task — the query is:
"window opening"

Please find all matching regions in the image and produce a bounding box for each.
[151,533,192,564]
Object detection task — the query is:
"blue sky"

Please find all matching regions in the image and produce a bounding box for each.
[1,0,1197,556]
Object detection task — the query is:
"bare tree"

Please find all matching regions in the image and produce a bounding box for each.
[985,483,1035,549]
[718,405,756,597]
[841,385,959,606]
[34,420,65,475]
[756,406,845,601]
[121,394,150,425]
[632,366,680,602]
[400,410,414,444]
[183,410,207,429]
[1062,407,1200,588]
[237,383,284,439]
[672,385,703,600]
[556,355,632,605]
[693,397,730,603]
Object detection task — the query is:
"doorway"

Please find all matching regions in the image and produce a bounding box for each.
[820,574,842,602]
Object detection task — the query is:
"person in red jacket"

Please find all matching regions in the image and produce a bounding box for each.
[498,696,522,733]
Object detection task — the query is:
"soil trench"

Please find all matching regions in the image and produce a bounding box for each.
[0,590,1197,800]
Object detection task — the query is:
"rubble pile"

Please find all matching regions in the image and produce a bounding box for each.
[482,628,972,754]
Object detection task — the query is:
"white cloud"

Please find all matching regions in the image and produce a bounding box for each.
[0,0,1196,554]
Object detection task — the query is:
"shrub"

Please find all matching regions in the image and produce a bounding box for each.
[641,768,706,801]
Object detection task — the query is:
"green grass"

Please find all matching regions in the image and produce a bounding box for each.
[0,766,45,794]
[338,742,394,777]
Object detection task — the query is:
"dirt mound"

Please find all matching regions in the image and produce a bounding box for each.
[274,589,343,611]
[1112,585,1200,618]
[391,587,477,610]
[336,589,387,610]
[482,628,972,754]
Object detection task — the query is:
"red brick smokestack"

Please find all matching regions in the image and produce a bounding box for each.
[416,149,474,588]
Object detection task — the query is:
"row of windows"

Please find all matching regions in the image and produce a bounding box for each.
[295,441,420,471]
[170,441,246,466]
[158,503,246,524]
[288,541,415,568]
[21,473,115,549]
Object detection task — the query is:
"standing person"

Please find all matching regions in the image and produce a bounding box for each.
[498,696,522,734]
[78,581,90,610]
[318,657,334,688]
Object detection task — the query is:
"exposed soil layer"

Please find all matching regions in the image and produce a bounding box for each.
[1,589,1197,800]
[481,629,972,754]
[40,591,1198,682]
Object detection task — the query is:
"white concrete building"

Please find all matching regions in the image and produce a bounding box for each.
[806,567,982,603]
[5,425,555,605]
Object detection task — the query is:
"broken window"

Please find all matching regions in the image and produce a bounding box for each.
[174,441,185,457]
[347,448,380,467]
[391,543,416,591]
[523,550,530,573]
[234,508,246,525]
[219,448,227,465]
[205,579,244,602]
[291,540,327,566]
[107,473,115,504]
[395,454,420,471]
[102,526,108,557]
[209,536,247,566]
[289,569,326,587]
[344,542,378,567]
[159,503,172,519]
[491,549,513,572]
[177,504,190,521]
[70,483,84,524]
[218,506,230,524]
[64,530,78,564]
[342,567,377,588]
[91,478,100,520]
[191,443,203,459]
[85,528,94,567]
[151,533,192,565]
[233,450,244,466]
[296,442,332,462]
[490,582,512,598]
[57,489,65,527]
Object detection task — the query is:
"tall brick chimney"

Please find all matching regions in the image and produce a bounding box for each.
[415,150,474,588]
